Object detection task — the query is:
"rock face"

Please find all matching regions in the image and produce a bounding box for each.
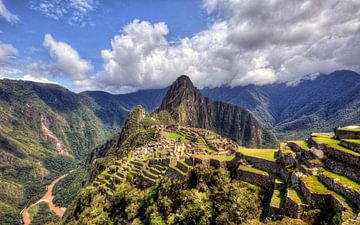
[157,75,276,147]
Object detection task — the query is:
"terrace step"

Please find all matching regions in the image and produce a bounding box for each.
[301,175,359,221]
[319,169,360,209]
[340,139,360,153]
[143,170,159,180]
[152,164,167,171]
[268,189,286,220]
[148,166,162,175]
[176,161,190,173]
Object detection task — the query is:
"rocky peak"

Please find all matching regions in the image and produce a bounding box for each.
[157,75,277,147]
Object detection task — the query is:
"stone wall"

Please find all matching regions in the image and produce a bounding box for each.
[193,157,210,166]
[335,129,360,139]
[164,167,186,181]
[322,145,360,167]
[325,159,360,182]
[319,174,360,208]
[209,158,236,169]
[267,206,284,220]
[340,140,360,153]
[287,142,314,161]
[236,152,280,173]
[236,169,274,190]
[285,196,308,219]
[176,161,189,173]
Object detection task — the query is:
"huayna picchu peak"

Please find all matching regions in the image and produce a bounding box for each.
[158,75,277,148]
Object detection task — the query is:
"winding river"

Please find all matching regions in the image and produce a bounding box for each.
[21,174,68,225]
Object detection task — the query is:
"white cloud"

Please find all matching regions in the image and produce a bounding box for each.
[43,34,93,80]
[0,43,18,64]
[30,0,98,26]
[80,0,360,93]
[0,0,19,24]
[16,74,58,84]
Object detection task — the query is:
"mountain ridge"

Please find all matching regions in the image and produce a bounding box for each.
[157,75,277,147]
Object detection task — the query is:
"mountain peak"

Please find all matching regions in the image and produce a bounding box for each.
[170,75,196,91]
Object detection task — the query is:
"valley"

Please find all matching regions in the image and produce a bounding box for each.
[21,173,68,225]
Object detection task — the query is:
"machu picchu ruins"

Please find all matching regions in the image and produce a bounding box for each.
[90,123,360,224]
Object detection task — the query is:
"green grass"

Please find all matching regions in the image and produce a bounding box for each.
[270,189,285,208]
[287,188,306,204]
[301,175,358,220]
[343,139,360,144]
[195,154,235,161]
[312,136,360,156]
[288,140,310,150]
[301,175,332,194]
[338,127,360,132]
[238,165,269,176]
[237,148,277,161]
[164,132,190,143]
[322,169,360,190]
[168,165,186,175]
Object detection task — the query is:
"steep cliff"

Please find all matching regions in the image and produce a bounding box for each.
[157,75,276,147]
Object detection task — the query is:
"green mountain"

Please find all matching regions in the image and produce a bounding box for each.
[0,79,111,224]
[157,75,277,147]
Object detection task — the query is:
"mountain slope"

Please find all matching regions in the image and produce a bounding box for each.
[202,70,360,139]
[157,75,277,147]
[0,79,111,224]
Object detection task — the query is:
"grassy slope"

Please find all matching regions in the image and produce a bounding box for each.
[0,80,113,224]
[237,148,277,161]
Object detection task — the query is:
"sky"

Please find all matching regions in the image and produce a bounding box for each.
[0,0,359,93]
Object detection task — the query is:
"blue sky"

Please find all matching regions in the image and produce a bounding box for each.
[0,0,208,86]
[0,0,359,93]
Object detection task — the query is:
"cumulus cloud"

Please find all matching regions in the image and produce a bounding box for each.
[42,34,93,80]
[80,0,360,93]
[16,74,58,84]
[30,0,98,26]
[0,43,18,64]
[0,0,19,24]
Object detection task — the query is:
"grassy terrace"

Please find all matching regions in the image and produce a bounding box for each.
[164,132,190,143]
[270,189,286,208]
[238,165,269,176]
[338,127,360,132]
[288,140,310,150]
[195,154,235,161]
[312,135,360,156]
[301,175,358,220]
[343,139,360,144]
[288,188,306,204]
[237,148,277,161]
[322,169,360,190]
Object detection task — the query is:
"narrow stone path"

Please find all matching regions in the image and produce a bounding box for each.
[21,174,68,225]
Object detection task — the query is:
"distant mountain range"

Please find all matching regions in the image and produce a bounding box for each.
[84,70,360,140]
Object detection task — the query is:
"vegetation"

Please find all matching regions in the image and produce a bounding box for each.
[270,189,285,208]
[28,202,58,225]
[312,136,360,156]
[194,154,235,161]
[53,168,89,207]
[238,165,269,176]
[322,169,360,190]
[238,148,277,161]
[289,140,310,150]
[287,188,306,204]
[62,167,262,225]
[164,132,190,143]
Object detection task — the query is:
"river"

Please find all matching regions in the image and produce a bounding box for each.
[21,173,68,225]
